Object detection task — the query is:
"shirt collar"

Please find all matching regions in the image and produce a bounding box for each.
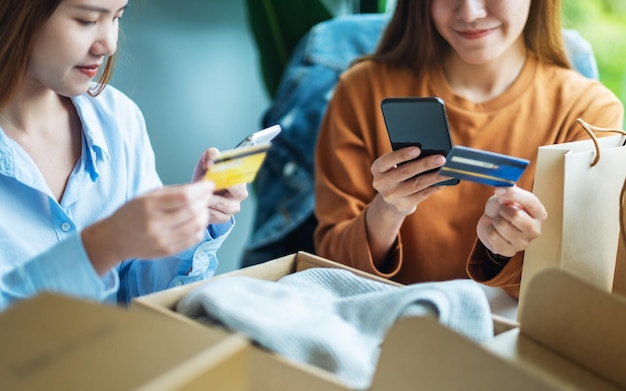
[72,93,111,165]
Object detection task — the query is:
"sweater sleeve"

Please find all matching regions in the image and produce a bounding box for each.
[467,74,624,300]
[467,240,523,299]
[314,75,402,278]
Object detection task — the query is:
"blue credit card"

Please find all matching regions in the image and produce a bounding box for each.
[439,146,529,187]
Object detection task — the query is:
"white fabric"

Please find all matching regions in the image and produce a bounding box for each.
[177,268,493,390]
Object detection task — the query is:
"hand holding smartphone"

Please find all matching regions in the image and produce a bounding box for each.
[381,97,459,186]
[381,97,528,187]
[204,125,281,190]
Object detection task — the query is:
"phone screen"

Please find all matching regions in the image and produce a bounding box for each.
[381,97,459,185]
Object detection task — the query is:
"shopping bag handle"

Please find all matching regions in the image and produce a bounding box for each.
[621,179,626,248]
[576,118,626,166]
[577,118,626,284]
[576,118,626,246]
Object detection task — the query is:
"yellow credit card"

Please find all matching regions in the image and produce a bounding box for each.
[204,143,271,190]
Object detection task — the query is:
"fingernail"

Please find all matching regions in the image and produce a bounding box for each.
[433,155,445,165]
[494,187,506,195]
[408,147,420,157]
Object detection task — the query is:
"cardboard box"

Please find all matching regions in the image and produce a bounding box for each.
[5,252,619,390]
[132,251,402,329]
[133,251,518,333]
[132,252,558,390]
[0,291,554,391]
[483,268,626,390]
[0,292,251,391]
[134,252,626,390]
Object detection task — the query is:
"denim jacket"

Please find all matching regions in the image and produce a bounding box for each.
[242,13,599,267]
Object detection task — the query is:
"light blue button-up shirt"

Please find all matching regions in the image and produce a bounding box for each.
[0,85,232,311]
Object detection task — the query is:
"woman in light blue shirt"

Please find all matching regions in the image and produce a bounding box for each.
[0,0,247,310]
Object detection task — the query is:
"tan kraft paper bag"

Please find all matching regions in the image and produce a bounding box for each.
[519,119,626,311]
[612,180,626,297]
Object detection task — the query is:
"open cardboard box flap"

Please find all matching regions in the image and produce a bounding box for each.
[0,292,252,391]
[0,289,554,391]
[3,253,621,390]
[484,268,626,390]
[132,252,561,390]
[371,317,559,391]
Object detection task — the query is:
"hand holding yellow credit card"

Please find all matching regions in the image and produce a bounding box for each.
[203,143,271,190]
[203,125,280,190]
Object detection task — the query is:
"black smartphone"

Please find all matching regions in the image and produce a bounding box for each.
[381,96,459,186]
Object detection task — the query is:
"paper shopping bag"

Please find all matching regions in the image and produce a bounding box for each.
[519,119,626,313]
[612,181,626,297]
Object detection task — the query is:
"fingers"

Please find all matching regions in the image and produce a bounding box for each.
[203,147,221,164]
[494,186,548,220]
[162,206,211,249]
[223,183,248,201]
[192,147,221,182]
[190,146,249,223]
[371,147,448,216]
[114,183,216,258]
[372,146,421,172]
[208,183,248,224]
[372,147,446,182]
[478,186,548,257]
[153,180,215,212]
[140,182,215,242]
[88,176,248,271]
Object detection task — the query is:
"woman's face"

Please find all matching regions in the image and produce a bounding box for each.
[431,0,530,65]
[27,0,127,97]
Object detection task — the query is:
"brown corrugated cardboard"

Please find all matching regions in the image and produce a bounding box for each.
[134,252,518,333]
[132,252,559,390]
[370,317,558,391]
[0,290,555,391]
[4,253,620,390]
[0,292,249,391]
[484,268,626,390]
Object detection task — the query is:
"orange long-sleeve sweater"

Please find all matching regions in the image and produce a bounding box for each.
[314,54,624,298]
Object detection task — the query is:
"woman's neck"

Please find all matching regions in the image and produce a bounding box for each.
[0,84,69,137]
[443,42,527,103]
[0,84,82,202]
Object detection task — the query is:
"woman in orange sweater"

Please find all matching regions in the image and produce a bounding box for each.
[314,0,624,298]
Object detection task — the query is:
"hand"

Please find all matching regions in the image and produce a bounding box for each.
[191,147,248,223]
[477,186,548,258]
[208,184,248,224]
[366,146,453,264]
[82,180,215,275]
[192,147,220,183]
[371,146,451,216]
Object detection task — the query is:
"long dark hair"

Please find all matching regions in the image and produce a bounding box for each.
[360,0,570,75]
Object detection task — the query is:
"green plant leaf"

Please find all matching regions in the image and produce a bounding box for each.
[245,0,333,98]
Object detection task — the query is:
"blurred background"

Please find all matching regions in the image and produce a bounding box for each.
[562,0,626,113]
[110,0,626,275]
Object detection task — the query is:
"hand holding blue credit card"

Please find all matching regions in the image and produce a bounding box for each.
[439,146,529,187]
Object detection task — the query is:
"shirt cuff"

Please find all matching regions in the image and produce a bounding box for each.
[169,222,234,287]
[208,218,234,239]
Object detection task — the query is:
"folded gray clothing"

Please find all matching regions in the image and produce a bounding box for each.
[176,268,493,390]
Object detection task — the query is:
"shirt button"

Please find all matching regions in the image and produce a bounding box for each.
[174,280,183,287]
[282,161,297,177]
[60,222,71,232]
